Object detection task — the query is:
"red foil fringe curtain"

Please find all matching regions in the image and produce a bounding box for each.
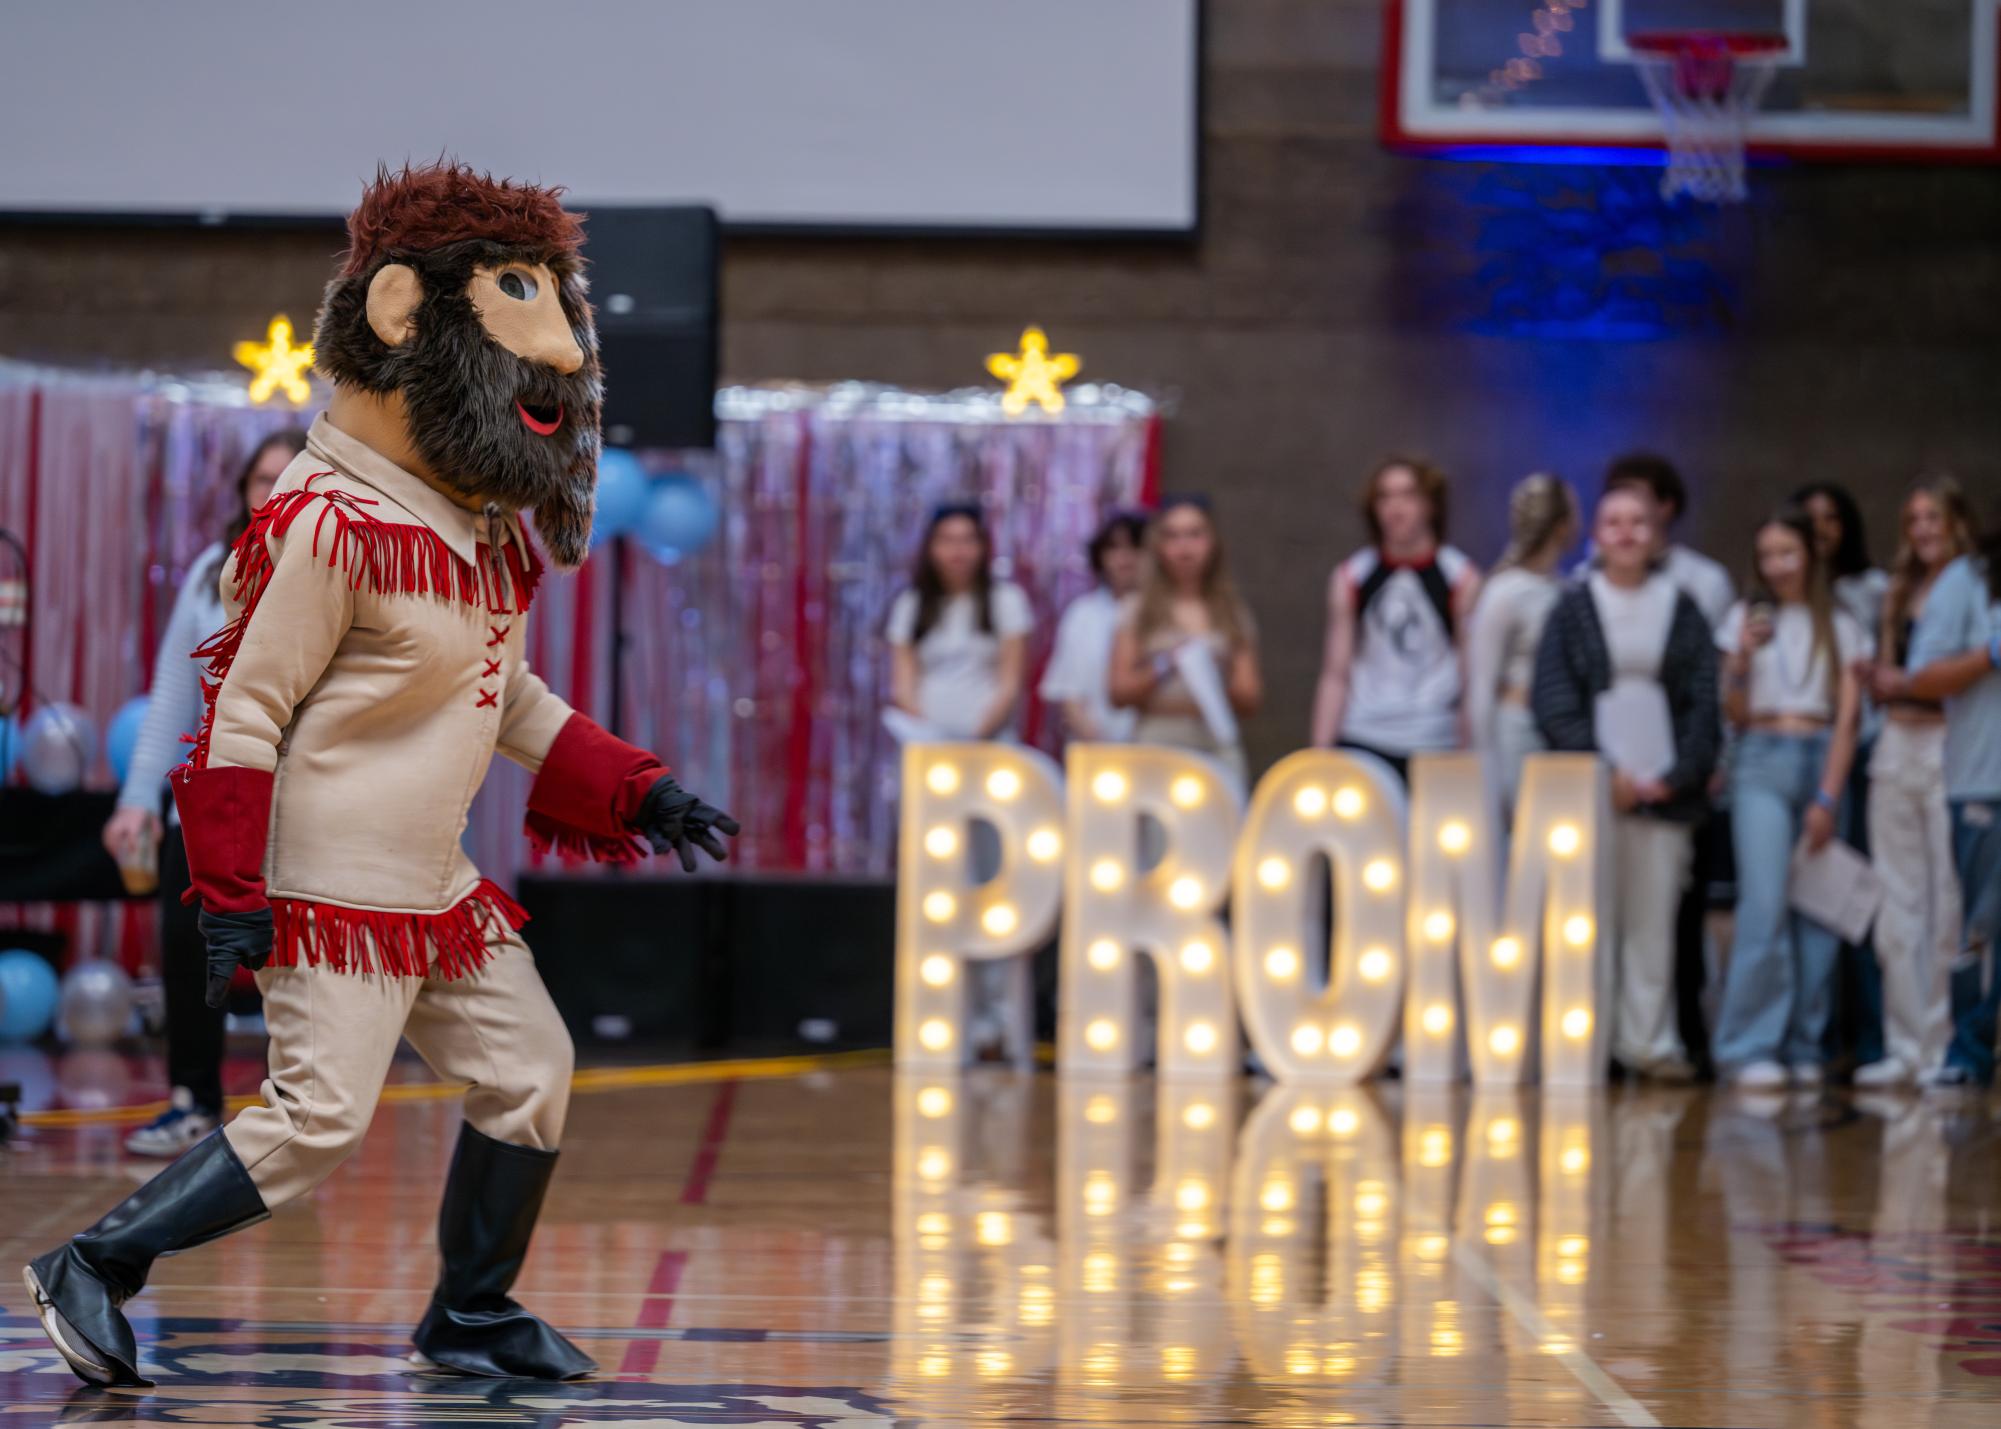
[0,366,315,967]
[0,367,1157,969]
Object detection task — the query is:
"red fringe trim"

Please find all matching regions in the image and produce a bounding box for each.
[269,879,528,979]
[525,810,647,865]
[186,475,545,770]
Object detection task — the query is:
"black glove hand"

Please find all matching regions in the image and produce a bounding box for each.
[198,907,273,1009]
[634,775,741,872]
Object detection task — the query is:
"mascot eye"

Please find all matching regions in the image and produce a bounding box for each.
[497,269,539,301]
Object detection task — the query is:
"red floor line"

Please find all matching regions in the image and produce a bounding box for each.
[679,1078,739,1206]
[616,1249,690,1377]
[618,1080,738,1376]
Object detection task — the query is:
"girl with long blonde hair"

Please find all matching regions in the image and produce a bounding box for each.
[1467,472,1579,813]
[1109,496,1262,782]
[1854,475,1976,1086]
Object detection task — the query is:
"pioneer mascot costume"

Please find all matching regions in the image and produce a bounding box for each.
[23,163,738,1388]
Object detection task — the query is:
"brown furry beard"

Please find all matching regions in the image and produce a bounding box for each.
[315,240,603,569]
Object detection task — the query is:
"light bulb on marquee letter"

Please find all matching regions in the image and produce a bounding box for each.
[1059,745,1244,1077]
[896,743,1065,1069]
[1234,750,1407,1085]
[1401,750,1611,1086]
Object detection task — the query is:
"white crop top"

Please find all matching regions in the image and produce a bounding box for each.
[1716,600,1869,720]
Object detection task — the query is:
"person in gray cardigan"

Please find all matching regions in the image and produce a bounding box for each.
[1532,485,1721,1081]
[104,428,306,1156]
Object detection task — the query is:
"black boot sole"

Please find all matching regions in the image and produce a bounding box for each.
[21,1264,146,1388]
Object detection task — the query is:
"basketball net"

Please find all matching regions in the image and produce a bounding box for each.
[1631,32,1785,203]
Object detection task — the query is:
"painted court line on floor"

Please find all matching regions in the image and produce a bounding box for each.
[18,1048,886,1128]
[679,1079,739,1206]
[1448,1237,1661,1428]
[616,1249,690,1378]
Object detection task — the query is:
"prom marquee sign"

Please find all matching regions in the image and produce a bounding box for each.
[894,743,1613,1085]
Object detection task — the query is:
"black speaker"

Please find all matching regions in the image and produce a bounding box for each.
[517,875,715,1049]
[517,872,899,1054]
[721,877,897,1048]
[584,206,719,451]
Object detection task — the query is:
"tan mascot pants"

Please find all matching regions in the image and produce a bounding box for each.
[223,928,575,1207]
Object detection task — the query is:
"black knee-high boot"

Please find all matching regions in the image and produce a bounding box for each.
[411,1123,595,1380]
[22,1131,269,1386]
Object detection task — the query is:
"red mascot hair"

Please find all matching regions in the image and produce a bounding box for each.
[339,162,587,277]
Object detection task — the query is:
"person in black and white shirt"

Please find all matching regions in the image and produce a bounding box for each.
[1310,457,1482,782]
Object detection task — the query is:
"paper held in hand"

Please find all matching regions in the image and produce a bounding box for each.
[882,707,947,745]
[1789,836,1883,945]
[1173,641,1240,753]
[1593,682,1675,782]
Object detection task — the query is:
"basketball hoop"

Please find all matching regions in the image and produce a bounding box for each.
[1630,32,1785,204]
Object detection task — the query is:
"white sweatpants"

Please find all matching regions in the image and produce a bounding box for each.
[1612,815,1694,1069]
[1867,720,1959,1077]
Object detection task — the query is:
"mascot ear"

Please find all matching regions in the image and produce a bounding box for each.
[365,263,423,347]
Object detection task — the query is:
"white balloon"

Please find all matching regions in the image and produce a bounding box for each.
[58,959,134,1046]
[21,702,95,795]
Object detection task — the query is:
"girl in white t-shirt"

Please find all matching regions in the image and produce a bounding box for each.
[885,503,1034,1062]
[886,505,1034,741]
[1712,506,1867,1091]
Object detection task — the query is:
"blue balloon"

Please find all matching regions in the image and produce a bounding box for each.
[107,695,150,785]
[591,447,651,549]
[0,949,60,1043]
[636,474,720,567]
[0,713,18,784]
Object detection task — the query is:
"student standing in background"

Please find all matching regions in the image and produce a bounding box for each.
[1311,458,1481,782]
[1466,473,1578,817]
[1040,511,1146,745]
[1904,525,2001,1089]
[1858,476,1975,1086]
[1533,484,1720,1083]
[1109,496,1262,785]
[886,503,1034,1060]
[102,428,306,1157]
[1710,507,1867,1091]
[886,504,1033,742]
[1597,453,1736,1072]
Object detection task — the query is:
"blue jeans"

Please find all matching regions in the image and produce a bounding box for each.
[1713,731,1842,1072]
[1944,799,2001,1083]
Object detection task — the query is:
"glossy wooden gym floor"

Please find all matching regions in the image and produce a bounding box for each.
[1,1053,1997,1427]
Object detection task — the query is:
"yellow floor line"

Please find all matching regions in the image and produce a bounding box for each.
[17,1046,892,1129]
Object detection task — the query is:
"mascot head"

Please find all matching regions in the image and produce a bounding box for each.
[313,163,602,568]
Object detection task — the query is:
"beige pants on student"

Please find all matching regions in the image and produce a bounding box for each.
[224,928,575,1207]
[1868,720,1960,1078]
[1611,814,1694,1070]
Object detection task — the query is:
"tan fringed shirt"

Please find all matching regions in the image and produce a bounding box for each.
[199,415,576,930]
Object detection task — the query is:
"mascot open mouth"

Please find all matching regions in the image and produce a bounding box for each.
[515,400,564,436]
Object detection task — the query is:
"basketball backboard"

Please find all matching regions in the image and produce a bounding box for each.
[1383,0,1999,162]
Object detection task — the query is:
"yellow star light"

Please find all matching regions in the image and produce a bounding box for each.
[234,315,316,406]
[986,325,1080,416]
